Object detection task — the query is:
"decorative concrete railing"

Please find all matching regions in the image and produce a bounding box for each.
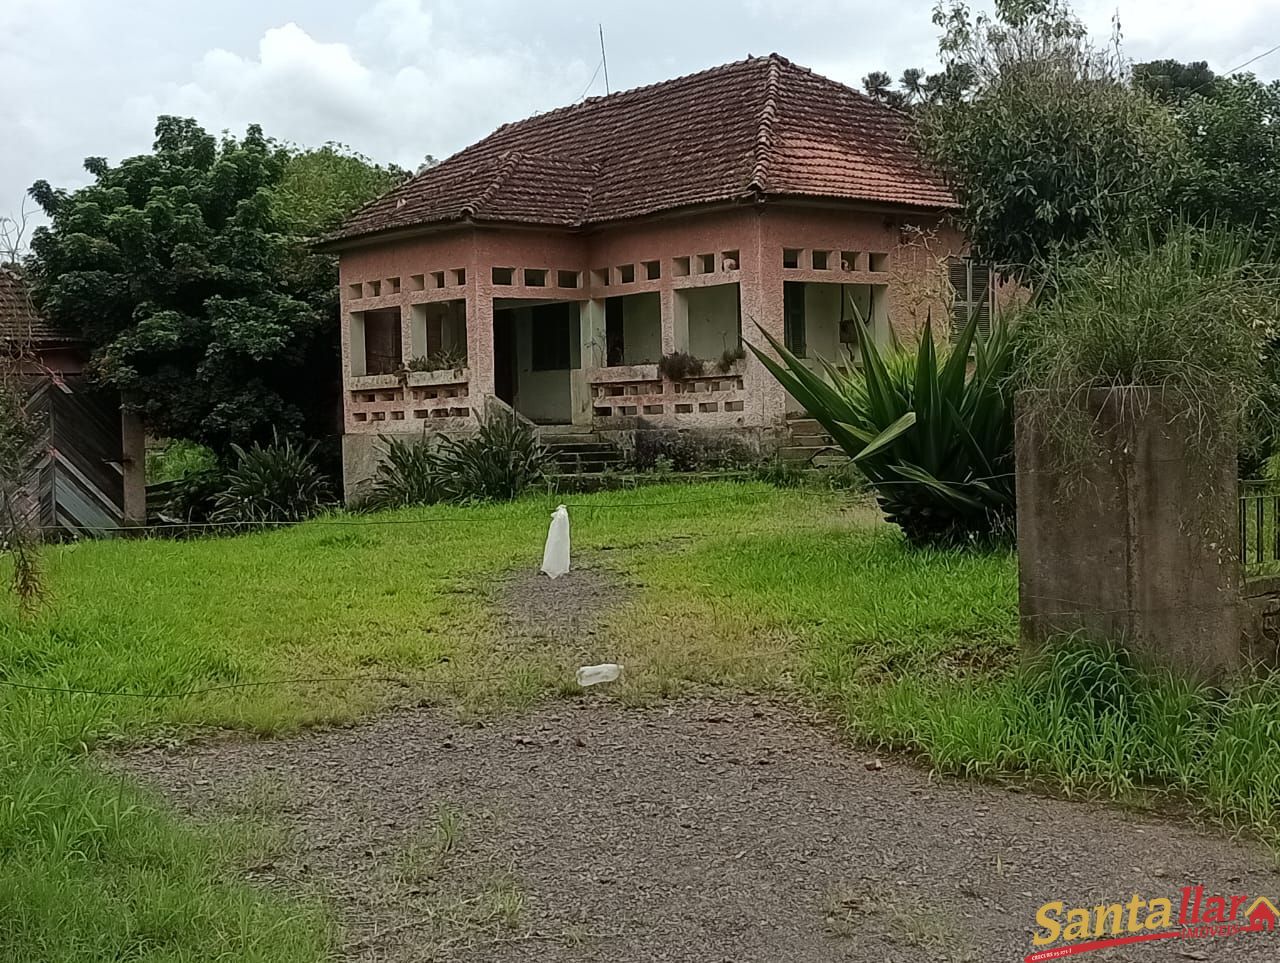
[347,369,472,430]
[587,364,746,422]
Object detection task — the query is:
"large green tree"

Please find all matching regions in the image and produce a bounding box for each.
[27,118,403,455]
[917,0,1186,272]
[1166,74,1280,235]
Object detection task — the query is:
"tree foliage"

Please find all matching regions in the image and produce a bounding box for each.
[916,0,1185,271]
[1132,59,1218,103]
[1165,75,1280,236]
[26,118,403,456]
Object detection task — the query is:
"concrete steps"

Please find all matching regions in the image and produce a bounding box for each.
[780,416,850,468]
[539,430,624,475]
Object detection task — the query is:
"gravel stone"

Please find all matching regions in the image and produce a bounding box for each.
[112,700,1280,962]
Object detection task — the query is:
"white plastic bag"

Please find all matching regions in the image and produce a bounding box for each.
[540,504,571,578]
[576,663,623,686]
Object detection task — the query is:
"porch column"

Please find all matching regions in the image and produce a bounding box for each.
[743,212,788,433]
[465,286,495,404]
[572,298,605,426]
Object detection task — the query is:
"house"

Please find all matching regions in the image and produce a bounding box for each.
[1246,896,1278,932]
[324,54,976,498]
[0,267,145,534]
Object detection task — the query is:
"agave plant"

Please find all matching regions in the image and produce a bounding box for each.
[750,310,1015,546]
[363,435,446,510]
[436,409,550,503]
[212,433,333,526]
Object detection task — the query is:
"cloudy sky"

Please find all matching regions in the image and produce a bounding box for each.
[3,0,1277,227]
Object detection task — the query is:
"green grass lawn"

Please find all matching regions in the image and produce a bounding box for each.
[5,480,1280,960]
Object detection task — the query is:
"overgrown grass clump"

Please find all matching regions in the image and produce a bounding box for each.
[1015,225,1280,468]
[854,642,1280,837]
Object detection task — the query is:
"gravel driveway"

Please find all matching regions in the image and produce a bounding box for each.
[115,700,1280,963]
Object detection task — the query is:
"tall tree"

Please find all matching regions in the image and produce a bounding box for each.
[26,119,404,456]
[918,0,1185,272]
[1133,59,1218,103]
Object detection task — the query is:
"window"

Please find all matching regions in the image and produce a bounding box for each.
[492,267,515,285]
[557,270,580,288]
[782,249,801,269]
[672,256,691,277]
[696,253,716,274]
[783,281,806,357]
[524,268,547,287]
[948,257,993,341]
[643,260,661,281]
[811,250,829,270]
[869,252,890,272]
[618,264,636,284]
[605,296,625,366]
[531,303,573,371]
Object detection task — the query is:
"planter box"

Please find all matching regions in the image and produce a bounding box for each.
[1015,387,1239,679]
[407,367,469,387]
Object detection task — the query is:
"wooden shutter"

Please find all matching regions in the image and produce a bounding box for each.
[948,258,993,342]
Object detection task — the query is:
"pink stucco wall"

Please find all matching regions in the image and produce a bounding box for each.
[336,202,966,444]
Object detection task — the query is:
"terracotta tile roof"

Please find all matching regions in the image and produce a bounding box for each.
[0,267,78,345]
[332,54,952,242]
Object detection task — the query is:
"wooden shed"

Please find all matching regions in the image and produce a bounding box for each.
[1,267,145,535]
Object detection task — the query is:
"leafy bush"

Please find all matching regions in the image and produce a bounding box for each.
[212,434,332,525]
[407,347,468,372]
[750,313,1014,546]
[363,435,444,510]
[362,412,549,509]
[657,351,705,380]
[1015,225,1280,473]
[437,410,549,502]
[146,440,217,483]
[627,429,755,473]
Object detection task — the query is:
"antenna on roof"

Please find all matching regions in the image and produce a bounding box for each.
[599,24,610,94]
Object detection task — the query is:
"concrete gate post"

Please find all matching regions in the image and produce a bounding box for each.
[1015,387,1240,678]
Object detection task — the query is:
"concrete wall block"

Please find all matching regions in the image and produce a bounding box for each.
[1016,387,1240,679]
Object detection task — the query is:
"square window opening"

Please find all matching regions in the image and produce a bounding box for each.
[347,282,363,299]
[618,264,636,284]
[557,270,580,288]
[387,277,401,294]
[367,279,382,297]
[450,268,466,286]
[696,253,716,274]
[524,268,547,287]
[409,274,425,291]
[841,251,860,271]
[430,271,445,289]
[492,267,515,285]
[591,268,609,288]
[869,252,889,272]
[672,256,691,277]
[811,251,829,270]
[643,260,661,281]
[782,249,801,269]
[721,250,740,270]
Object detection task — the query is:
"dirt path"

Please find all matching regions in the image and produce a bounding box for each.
[115,700,1280,963]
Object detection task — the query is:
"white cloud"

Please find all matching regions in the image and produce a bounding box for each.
[127,5,588,170]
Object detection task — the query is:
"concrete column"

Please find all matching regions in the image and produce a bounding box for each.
[120,406,147,527]
[659,284,679,354]
[743,209,788,433]
[572,298,606,426]
[465,288,495,400]
[1016,387,1240,679]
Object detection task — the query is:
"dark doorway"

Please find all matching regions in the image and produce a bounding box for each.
[493,307,516,406]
